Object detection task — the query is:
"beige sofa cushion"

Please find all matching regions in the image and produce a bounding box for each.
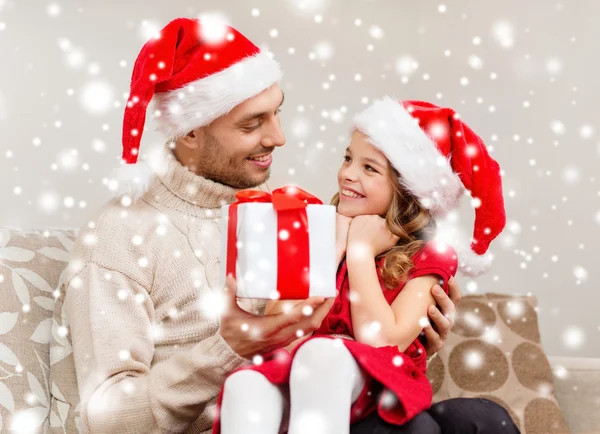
[427,293,571,434]
[0,228,74,433]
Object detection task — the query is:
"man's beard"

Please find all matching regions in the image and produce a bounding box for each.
[196,131,271,189]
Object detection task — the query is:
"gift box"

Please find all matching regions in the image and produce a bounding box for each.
[220,186,337,299]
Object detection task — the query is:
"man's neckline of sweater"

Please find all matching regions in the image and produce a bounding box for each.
[152,147,269,210]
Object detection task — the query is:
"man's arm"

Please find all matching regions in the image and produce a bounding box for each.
[66,263,246,434]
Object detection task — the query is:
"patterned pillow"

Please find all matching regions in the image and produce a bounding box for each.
[0,228,74,433]
[427,293,570,434]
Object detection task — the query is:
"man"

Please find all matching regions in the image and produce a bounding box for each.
[58,17,517,433]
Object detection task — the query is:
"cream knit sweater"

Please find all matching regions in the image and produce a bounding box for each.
[64,149,265,433]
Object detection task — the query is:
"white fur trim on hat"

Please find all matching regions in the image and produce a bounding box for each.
[153,48,282,138]
[454,241,493,277]
[353,96,463,217]
[108,161,154,203]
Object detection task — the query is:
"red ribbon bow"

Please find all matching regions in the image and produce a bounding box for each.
[226,186,323,299]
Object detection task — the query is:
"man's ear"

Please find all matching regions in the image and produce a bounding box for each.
[178,127,203,149]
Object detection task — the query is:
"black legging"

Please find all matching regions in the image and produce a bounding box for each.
[350,398,521,434]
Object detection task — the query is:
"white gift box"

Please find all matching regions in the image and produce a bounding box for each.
[220,199,337,299]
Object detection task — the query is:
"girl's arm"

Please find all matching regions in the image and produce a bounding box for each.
[347,254,438,352]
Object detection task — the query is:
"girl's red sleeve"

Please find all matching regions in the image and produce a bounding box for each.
[407,241,458,293]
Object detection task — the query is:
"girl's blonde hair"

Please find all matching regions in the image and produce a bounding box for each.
[331,163,436,288]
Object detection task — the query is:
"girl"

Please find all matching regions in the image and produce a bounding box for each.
[213,97,506,434]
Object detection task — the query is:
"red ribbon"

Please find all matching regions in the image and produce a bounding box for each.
[226,186,323,299]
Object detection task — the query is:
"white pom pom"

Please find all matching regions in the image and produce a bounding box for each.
[455,243,493,277]
[108,162,154,203]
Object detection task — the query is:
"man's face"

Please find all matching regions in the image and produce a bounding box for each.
[175,84,286,189]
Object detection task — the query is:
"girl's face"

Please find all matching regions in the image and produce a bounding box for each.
[337,130,395,218]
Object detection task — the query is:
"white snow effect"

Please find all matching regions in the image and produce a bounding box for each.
[573,266,588,282]
[138,20,161,41]
[10,408,46,433]
[39,192,59,213]
[80,81,115,115]
[554,365,569,379]
[302,305,314,316]
[57,148,79,171]
[291,118,311,138]
[63,196,75,208]
[313,41,334,60]
[505,300,525,318]
[47,3,61,17]
[369,25,384,40]
[379,390,398,409]
[465,350,483,369]
[579,124,595,139]
[395,55,419,76]
[92,138,106,153]
[466,281,478,293]
[58,38,87,69]
[359,321,382,343]
[546,57,563,75]
[463,312,482,329]
[550,120,566,135]
[562,166,581,184]
[491,21,516,48]
[468,55,483,70]
[482,327,502,345]
[507,220,522,234]
[197,291,226,320]
[330,109,345,124]
[285,0,332,15]
[563,326,585,349]
[198,13,231,44]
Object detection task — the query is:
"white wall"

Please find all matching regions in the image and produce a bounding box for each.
[1,0,598,357]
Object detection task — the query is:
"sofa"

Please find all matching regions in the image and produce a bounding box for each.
[0,227,598,434]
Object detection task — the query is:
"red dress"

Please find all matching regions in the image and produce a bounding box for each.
[212,241,457,433]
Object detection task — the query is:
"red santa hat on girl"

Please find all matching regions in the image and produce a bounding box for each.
[353,97,506,276]
[112,16,282,200]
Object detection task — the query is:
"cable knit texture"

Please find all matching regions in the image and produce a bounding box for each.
[61,148,266,433]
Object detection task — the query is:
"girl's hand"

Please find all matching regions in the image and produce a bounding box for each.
[347,215,399,259]
[336,213,353,257]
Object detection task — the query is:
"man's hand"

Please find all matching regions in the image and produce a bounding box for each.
[422,276,462,357]
[220,275,336,358]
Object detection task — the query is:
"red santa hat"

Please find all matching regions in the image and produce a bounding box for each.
[353,97,506,276]
[112,17,282,200]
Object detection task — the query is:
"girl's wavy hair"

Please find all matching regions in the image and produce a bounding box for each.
[331,164,437,288]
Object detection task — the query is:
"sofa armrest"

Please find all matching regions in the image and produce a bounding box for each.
[549,356,600,434]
